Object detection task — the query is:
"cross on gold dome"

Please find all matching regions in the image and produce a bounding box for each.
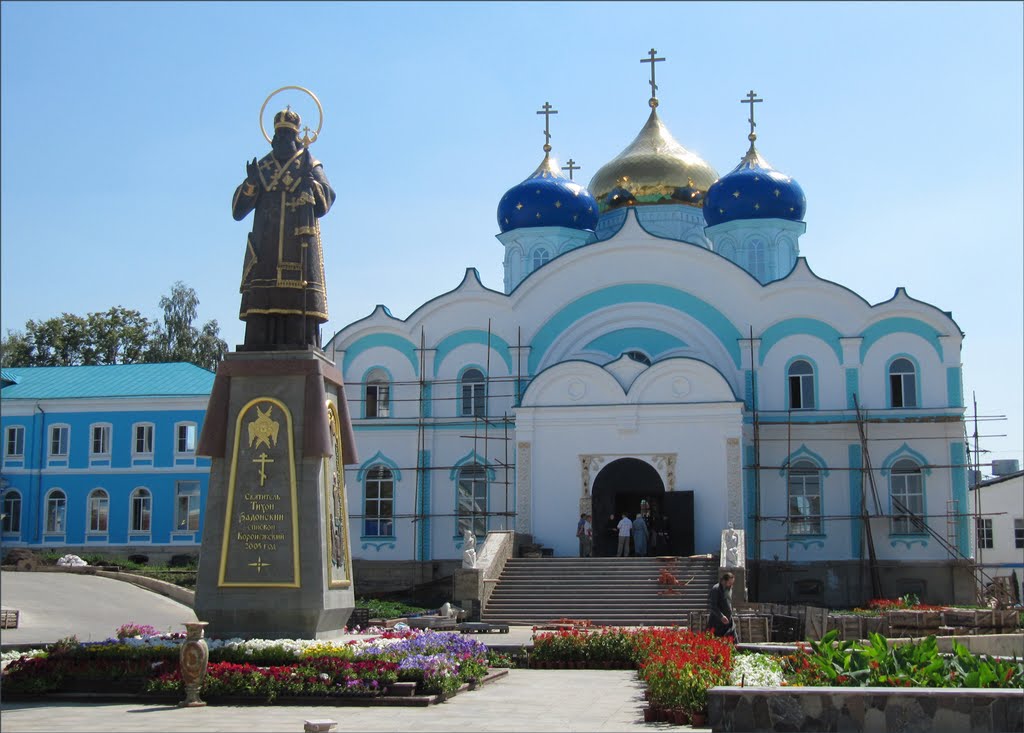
[562,158,580,180]
[741,89,763,143]
[536,101,559,153]
[641,48,665,108]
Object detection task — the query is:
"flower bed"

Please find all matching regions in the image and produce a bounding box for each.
[1,627,494,703]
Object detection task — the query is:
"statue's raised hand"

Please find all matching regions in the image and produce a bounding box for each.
[246,157,259,184]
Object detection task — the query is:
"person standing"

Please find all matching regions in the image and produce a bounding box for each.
[706,571,737,640]
[616,513,633,557]
[581,514,593,558]
[632,512,649,557]
[604,513,618,557]
[576,513,587,557]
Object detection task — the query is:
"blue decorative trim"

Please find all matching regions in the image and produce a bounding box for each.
[420,382,432,418]
[743,409,962,425]
[880,443,932,476]
[849,444,863,559]
[583,328,687,361]
[416,450,431,561]
[787,538,825,549]
[859,317,943,362]
[885,353,922,409]
[361,539,397,552]
[949,442,969,556]
[344,333,420,377]
[449,450,496,481]
[434,330,513,375]
[759,318,843,366]
[744,444,757,559]
[784,355,819,411]
[359,365,394,419]
[529,284,743,372]
[744,370,757,411]
[779,444,830,476]
[946,367,963,408]
[356,451,402,482]
[845,368,859,409]
[890,537,929,549]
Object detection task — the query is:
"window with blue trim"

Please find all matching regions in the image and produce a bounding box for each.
[2,490,21,533]
[46,489,66,533]
[890,459,925,534]
[87,489,109,533]
[5,426,24,459]
[365,369,391,418]
[787,460,821,534]
[787,360,815,409]
[49,425,69,458]
[90,424,111,458]
[457,464,487,536]
[889,358,917,408]
[364,466,394,537]
[461,369,485,417]
[532,248,550,270]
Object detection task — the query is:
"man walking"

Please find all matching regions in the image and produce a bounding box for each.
[706,571,737,640]
[616,513,633,557]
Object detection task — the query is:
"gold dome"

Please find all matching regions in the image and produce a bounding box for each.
[588,108,719,213]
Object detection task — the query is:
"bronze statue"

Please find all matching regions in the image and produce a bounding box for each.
[232,107,335,350]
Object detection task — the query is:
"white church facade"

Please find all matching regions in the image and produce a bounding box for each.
[325,63,973,606]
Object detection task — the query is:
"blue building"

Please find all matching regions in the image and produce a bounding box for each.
[0,363,214,561]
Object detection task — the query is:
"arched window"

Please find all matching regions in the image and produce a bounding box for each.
[1,490,21,533]
[889,358,917,408]
[364,466,394,537]
[45,489,67,534]
[787,460,821,535]
[457,464,488,536]
[88,489,109,533]
[747,238,766,281]
[461,369,485,417]
[788,360,815,410]
[130,488,152,533]
[890,459,925,534]
[365,369,391,418]
[532,248,550,270]
[625,350,652,366]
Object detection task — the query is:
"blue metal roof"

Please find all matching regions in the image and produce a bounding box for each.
[0,363,215,400]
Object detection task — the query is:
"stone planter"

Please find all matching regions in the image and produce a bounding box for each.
[178,621,209,707]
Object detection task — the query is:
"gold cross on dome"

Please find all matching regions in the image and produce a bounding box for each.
[536,102,558,153]
[641,48,666,106]
[562,159,580,180]
[741,90,763,141]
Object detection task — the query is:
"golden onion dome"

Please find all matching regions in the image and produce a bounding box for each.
[588,108,719,213]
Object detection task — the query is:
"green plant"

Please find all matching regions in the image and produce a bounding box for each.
[354,597,428,619]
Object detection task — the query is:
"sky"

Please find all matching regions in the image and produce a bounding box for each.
[2,1,1022,469]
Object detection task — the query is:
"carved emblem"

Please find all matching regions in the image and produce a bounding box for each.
[247,404,280,450]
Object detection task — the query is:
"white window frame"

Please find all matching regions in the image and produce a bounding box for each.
[133,423,155,458]
[460,369,485,418]
[130,487,152,533]
[363,466,394,537]
[87,488,110,534]
[456,464,488,537]
[787,360,815,410]
[176,422,198,455]
[787,460,822,535]
[890,459,925,534]
[90,423,112,459]
[5,425,25,459]
[49,424,70,459]
[365,370,391,419]
[975,517,993,550]
[2,489,21,533]
[532,247,550,270]
[175,480,201,531]
[889,358,918,408]
[45,489,67,534]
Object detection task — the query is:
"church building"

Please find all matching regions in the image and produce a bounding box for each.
[325,54,972,606]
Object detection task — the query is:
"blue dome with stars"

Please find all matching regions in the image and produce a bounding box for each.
[703,145,806,227]
[497,155,599,233]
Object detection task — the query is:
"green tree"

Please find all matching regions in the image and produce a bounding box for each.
[84,307,153,365]
[148,282,227,371]
[0,330,34,367]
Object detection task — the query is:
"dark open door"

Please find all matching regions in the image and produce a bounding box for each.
[662,491,694,556]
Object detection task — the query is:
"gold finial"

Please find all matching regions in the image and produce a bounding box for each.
[562,158,580,181]
[536,101,559,153]
[741,89,763,146]
[641,48,665,108]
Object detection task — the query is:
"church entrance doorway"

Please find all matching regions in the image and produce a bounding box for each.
[592,458,665,557]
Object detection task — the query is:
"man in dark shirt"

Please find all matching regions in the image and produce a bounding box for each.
[706,571,737,640]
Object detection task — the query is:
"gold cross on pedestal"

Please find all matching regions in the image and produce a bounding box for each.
[536,101,558,153]
[252,452,274,486]
[248,556,270,573]
[562,159,580,180]
[741,89,763,142]
[641,48,666,107]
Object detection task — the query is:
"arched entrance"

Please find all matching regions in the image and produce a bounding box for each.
[592,458,664,557]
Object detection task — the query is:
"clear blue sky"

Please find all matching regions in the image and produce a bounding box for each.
[2,2,1021,468]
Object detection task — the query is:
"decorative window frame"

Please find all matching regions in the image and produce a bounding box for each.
[48,424,70,465]
[44,488,67,537]
[132,423,155,464]
[784,458,825,538]
[451,451,494,540]
[86,488,110,536]
[887,457,928,537]
[89,423,113,466]
[357,452,401,543]
[174,422,198,465]
[1,489,22,535]
[458,365,487,418]
[361,366,393,419]
[886,353,921,409]
[4,425,25,463]
[173,480,201,535]
[129,486,153,537]
[531,247,551,271]
[785,356,818,410]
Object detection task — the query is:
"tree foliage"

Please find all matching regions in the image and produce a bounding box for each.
[0,283,227,371]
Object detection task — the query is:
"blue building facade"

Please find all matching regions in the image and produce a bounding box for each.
[0,364,214,559]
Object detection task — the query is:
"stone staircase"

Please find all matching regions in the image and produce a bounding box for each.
[482,556,719,626]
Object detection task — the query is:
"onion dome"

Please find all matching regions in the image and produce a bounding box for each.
[588,108,719,214]
[497,154,599,233]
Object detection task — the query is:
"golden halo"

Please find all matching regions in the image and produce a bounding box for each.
[259,86,324,145]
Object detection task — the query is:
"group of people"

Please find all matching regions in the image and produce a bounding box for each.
[575,510,669,557]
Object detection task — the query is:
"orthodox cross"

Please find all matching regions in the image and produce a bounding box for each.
[537,102,558,153]
[562,158,580,180]
[741,89,763,142]
[252,452,274,487]
[248,556,270,574]
[641,48,665,107]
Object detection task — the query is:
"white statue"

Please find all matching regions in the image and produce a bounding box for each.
[462,530,477,569]
[720,522,745,568]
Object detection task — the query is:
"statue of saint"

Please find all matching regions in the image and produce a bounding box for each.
[232,107,335,350]
[720,522,745,568]
[462,530,478,569]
